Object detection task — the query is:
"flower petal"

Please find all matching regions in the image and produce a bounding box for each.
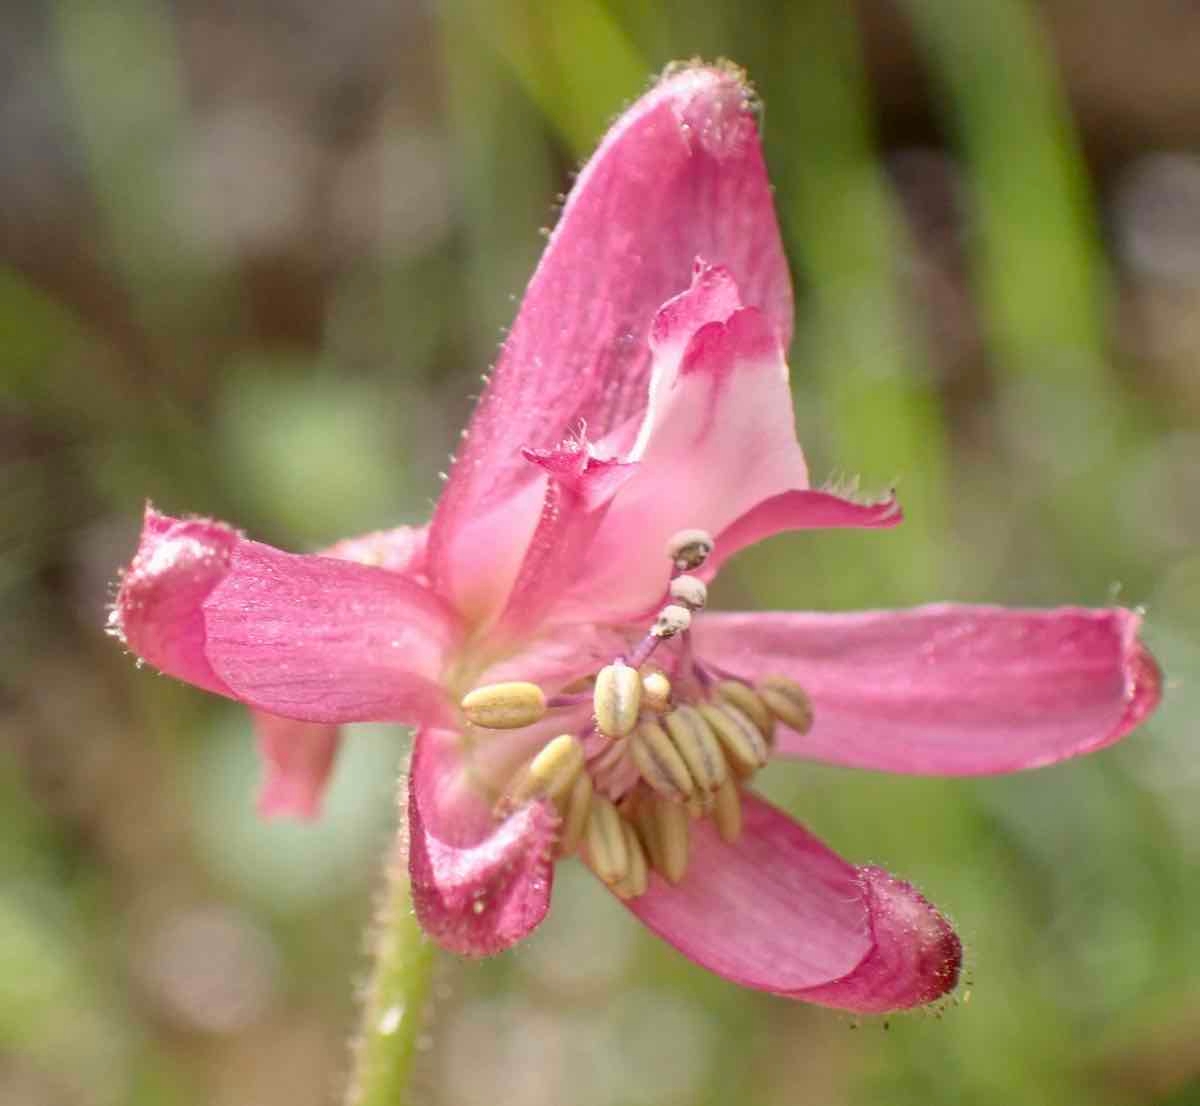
[430,63,791,619]
[252,711,341,820]
[558,280,807,621]
[693,605,1162,774]
[321,523,428,576]
[625,792,961,1010]
[705,487,902,576]
[408,728,557,956]
[115,507,460,725]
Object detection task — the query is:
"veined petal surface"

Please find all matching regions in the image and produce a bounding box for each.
[431,64,791,619]
[626,792,961,1010]
[693,605,1161,774]
[115,508,460,726]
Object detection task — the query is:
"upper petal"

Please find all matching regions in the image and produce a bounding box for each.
[625,792,961,1011]
[430,63,791,618]
[114,507,460,726]
[692,605,1162,775]
[556,276,808,622]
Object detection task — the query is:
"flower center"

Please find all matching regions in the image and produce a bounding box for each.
[458,529,814,899]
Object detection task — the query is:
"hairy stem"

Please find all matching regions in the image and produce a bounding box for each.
[345,771,436,1106]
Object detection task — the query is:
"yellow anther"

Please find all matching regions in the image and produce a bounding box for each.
[593,661,642,737]
[668,574,708,610]
[651,796,690,884]
[630,719,695,802]
[712,776,743,844]
[509,734,584,807]
[664,704,728,794]
[652,603,692,638]
[461,681,546,729]
[758,675,814,735]
[558,770,593,856]
[584,796,629,886]
[612,820,648,899]
[698,703,769,777]
[715,680,775,744]
[667,528,715,571]
[640,669,672,713]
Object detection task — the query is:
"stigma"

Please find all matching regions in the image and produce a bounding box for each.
[457,528,814,901]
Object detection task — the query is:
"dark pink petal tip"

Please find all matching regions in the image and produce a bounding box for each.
[409,793,559,957]
[798,867,963,1013]
[115,507,458,727]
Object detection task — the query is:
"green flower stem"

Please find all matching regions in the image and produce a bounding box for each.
[346,784,436,1106]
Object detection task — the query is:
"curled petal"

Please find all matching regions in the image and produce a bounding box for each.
[705,487,902,576]
[562,286,807,621]
[115,507,459,726]
[625,792,960,1011]
[253,711,341,820]
[431,63,791,617]
[408,728,557,956]
[693,605,1162,775]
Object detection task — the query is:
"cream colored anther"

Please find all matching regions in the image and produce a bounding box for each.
[584,797,629,886]
[645,794,689,884]
[758,675,814,734]
[715,680,775,743]
[699,703,769,777]
[594,661,642,737]
[509,734,584,807]
[652,604,692,639]
[664,704,727,794]
[668,574,707,610]
[630,719,695,801]
[461,681,547,729]
[612,821,648,899]
[558,771,593,856]
[640,670,672,713]
[667,528,715,571]
[712,777,743,843]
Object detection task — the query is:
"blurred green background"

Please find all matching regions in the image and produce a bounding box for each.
[3,1,1199,1104]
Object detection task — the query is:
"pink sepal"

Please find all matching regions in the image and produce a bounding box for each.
[253,711,341,820]
[115,507,459,726]
[694,605,1162,774]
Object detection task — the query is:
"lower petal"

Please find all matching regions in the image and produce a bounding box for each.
[252,711,341,820]
[408,727,558,956]
[693,605,1162,775]
[625,792,960,1011]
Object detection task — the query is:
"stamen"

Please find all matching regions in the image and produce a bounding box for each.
[758,675,814,734]
[558,770,593,856]
[651,603,692,639]
[667,528,715,571]
[461,681,547,729]
[509,734,585,807]
[630,719,696,801]
[698,702,770,776]
[712,777,743,844]
[668,574,707,610]
[612,820,648,899]
[714,680,775,744]
[584,796,629,887]
[649,794,690,884]
[663,704,728,795]
[593,661,642,737]
[640,669,672,713]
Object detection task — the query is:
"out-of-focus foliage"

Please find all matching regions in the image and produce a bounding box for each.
[2,1,1199,1103]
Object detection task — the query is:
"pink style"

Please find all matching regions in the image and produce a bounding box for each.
[110,64,1160,1014]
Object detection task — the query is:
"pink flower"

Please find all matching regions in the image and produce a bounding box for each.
[110,64,1161,1013]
